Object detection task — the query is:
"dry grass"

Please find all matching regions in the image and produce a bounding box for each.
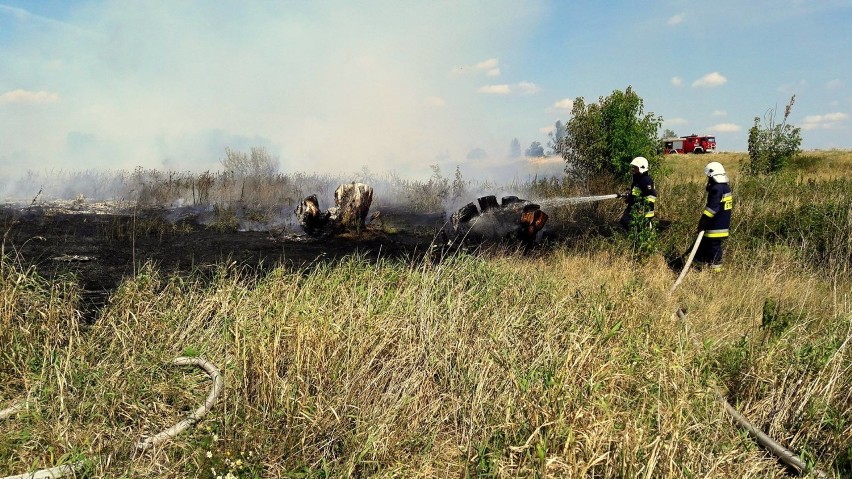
[2,150,851,478]
[661,150,852,183]
[1,247,849,478]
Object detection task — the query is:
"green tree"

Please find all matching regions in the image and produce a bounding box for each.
[746,95,802,175]
[562,86,662,180]
[661,128,677,139]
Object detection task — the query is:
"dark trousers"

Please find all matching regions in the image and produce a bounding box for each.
[619,209,631,229]
[695,236,725,270]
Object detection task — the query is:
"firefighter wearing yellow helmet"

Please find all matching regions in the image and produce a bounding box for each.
[619,156,657,230]
[695,161,732,271]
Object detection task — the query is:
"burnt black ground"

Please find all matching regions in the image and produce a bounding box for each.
[0,205,443,322]
[1,200,642,322]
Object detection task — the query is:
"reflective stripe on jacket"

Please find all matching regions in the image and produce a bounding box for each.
[700,181,732,237]
[628,173,657,218]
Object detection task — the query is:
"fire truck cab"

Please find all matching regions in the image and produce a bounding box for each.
[663,134,716,154]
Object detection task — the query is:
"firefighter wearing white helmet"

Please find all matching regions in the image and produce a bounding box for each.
[695,161,733,271]
[619,156,657,230]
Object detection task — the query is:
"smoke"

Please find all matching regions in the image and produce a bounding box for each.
[0,2,552,193]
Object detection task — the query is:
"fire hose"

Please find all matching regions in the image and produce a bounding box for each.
[0,402,27,421]
[136,357,224,451]
[671,232,827,478]
[535,193,621,208]
[1,356,223,479]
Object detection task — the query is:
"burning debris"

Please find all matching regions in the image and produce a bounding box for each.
[446,195,549,247]
[295,182,374,236]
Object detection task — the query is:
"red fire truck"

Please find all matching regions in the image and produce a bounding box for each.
[662,134,716,154]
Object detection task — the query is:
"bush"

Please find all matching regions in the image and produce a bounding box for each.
[562,86,662,181]
[625,205,658,260]
[746,95,802,175]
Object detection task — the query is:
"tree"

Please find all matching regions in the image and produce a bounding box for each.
[662,128,677,139]
[746,95,802,175]
[562,86,662,180]
[509,138,522,158]
[547,120,566,154]
[525,141,545,157]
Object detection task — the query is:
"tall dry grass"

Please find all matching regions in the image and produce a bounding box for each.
[2,150,851,477]
[1,246,849,477]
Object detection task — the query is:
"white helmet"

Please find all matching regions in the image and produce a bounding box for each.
[629,156,649,173]
[704,161,728,183]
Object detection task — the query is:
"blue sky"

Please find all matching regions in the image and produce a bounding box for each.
[1,1,850,181]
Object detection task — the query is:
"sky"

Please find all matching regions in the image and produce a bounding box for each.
[1,0,851,183]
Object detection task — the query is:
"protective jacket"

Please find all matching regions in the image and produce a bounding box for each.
[698,180,732,237]
[627,172,657,218]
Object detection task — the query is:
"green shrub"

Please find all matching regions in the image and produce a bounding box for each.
[625,205,658,260]
[562,86,663,181]
[746,95,802,175]
[760,298,795,339]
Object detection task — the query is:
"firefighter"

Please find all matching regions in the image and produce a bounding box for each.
[695,161,732,271]
[619,156,657,230]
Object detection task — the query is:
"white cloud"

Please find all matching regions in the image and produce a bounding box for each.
[454,58,501,76]
[550,98,574,112]
[516,81,540,95]
[802,112,849,130]
[422,96,446,108]
[692,72,727,88]
[478,82,540,96]
[667,13,685,26]
[825,79,842,89]
[0,89,60,104]
[708,123,741,132]
[671,77,683,87]
[479,84,512,95]
[804,112,849,122]
[666,117,688,125]
[713,110,727,117]
[474,58,499,71]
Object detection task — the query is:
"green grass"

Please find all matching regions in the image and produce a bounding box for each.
[2,150,851,478]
